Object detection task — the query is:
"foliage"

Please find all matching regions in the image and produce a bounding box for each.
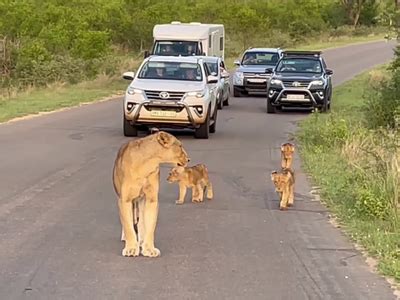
[0,0,391,94]
[297,67,400,281]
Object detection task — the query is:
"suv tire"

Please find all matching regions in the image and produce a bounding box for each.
[195,107,210,139]
[123,116,138,137]
[217,94,223,110]
[209,105,217,133]
[266,99,276,114]
[233,87,241,97]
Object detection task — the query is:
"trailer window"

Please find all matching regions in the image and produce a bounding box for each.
[220,37,223,51]
[209,35,212,49]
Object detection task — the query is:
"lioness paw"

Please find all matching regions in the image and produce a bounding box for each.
[175,200,184,205]
[141,247,161,257]
[122,245,140,257]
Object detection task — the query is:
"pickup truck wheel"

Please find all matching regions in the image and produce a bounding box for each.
[194,108,210,139]
[266,99,276,114]
[209,106,217,133]
[123,116,138,137]
[320,99,329,113]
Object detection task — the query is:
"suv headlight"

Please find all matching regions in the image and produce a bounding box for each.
[270,79,282,86]
[233,72,244,85]
[310,80,324,87]
[127,87,143,95]
[187,91,205,98]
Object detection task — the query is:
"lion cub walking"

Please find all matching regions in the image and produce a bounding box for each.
[271,168,295,210]
[167,164,213,204]
[281,142,295,169]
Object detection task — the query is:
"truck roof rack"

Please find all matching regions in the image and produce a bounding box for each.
[282,50,322,57]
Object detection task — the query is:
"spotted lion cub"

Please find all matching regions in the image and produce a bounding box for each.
[281,142,295,169]
[167,164,213,204]
[271,168,295,210]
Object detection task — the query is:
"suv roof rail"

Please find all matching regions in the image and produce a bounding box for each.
[282,50,322,57]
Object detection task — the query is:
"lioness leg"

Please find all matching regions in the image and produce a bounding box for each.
[137,196,146,248]
[176,182,187,205]
[118,190,140,257]
[141,170,161,257]
[121,205,135,242]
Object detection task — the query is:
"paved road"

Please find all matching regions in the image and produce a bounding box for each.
[0,40,398,300]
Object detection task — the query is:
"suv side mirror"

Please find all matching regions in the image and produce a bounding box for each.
[326,69,333,75]
[122,71,135,81]
[207,75,218,84]
[234,60,240,66]
[221,70,230,78]
[144,50,150,58]
[265,68,274,74]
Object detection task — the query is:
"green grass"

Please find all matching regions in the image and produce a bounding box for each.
[0,77,127,123]
[296,65,400,285]
[0,33,388,124]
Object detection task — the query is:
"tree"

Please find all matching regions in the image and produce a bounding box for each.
[340,0,367,27]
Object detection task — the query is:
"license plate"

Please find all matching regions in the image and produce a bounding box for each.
[150,110,177,117]
[286,94,305,101]
[248,78,266,83]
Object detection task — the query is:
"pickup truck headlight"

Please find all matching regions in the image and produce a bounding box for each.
[187,91,205,98]
[127,88,143,95]
[233,72,244,85]
[270,79,282,86]
[310,80,324,87]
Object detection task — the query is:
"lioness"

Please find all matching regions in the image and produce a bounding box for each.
[271,168,295,210]
[281,142,295,169]
[113,131,190,257]
[167,164,213,204]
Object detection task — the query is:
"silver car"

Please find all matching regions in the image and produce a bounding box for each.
[197,56,230,109]
[122,56,219,139]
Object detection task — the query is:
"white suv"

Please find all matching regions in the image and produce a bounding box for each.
[122,56,218,139]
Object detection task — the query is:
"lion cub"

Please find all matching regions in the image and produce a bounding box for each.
[167,164,213,204]
[281,142,295,169]
[271,168,295,210]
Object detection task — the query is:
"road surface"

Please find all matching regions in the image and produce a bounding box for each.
[0,40,398,300]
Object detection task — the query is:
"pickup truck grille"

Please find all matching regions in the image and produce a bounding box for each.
[282,80,311,88]
[145,90,186,101]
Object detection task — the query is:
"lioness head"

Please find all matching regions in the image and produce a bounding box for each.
[281,142,295,159]
[166,166,185,183]
[155,131,190,166]
[271,171,291,193]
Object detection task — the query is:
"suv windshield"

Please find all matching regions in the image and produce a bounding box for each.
[242,52,280,66]
[205,61,219,76]
[138,61,203,81]
[275,58,322,74]
[153,41,200,56]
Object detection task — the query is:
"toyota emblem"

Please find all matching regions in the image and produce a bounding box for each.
[292,81,301,87]
[159,91,170,99]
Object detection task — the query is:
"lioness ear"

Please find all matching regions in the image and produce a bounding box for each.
[156,131,174,148]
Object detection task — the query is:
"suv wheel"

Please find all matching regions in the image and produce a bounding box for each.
[321,98,329,113]
[195,107,210,139]
[123,116,138,137]
[233,87,241,97]
[217,94,223,110]
[266,99,276,114]
[223,95,230,106]
[209,105,217,133]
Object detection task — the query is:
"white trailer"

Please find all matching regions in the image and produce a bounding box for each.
[146,22,225,61]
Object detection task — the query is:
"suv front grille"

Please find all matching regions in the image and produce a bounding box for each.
[282,80,311,88]
[145,90,186,101]
[244,73,269,78]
